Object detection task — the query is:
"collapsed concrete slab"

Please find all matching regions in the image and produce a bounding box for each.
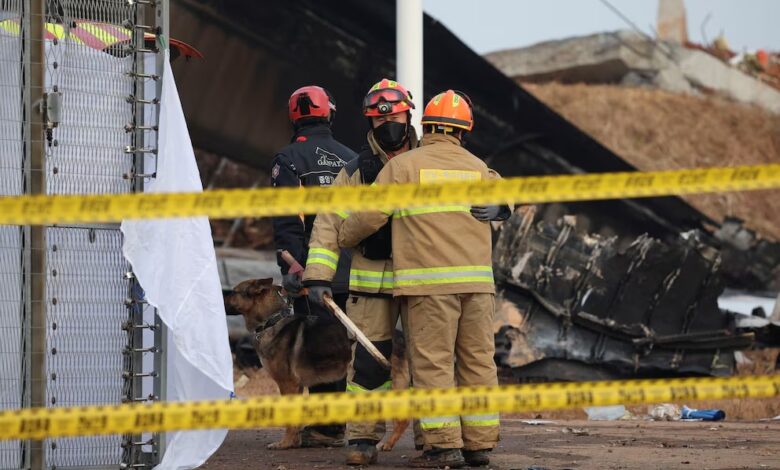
[493,208,755,381]
[485,31,780,114]
[676,48,780,113]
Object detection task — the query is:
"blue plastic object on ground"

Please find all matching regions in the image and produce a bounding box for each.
[681,406,726,421]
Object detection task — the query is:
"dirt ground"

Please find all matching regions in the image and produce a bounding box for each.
[201,420,780,470]
[202,351,780,470]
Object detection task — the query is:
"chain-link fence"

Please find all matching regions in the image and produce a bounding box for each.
[0,0,164,468]
[0,0,28,468]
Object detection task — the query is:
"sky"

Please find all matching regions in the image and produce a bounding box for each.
[422,0,780,54]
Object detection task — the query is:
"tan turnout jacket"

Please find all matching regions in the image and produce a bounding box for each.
[303,130,419,295]
[338,133,496,297]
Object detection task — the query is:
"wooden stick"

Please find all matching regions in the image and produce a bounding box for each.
[323,296,391,370]
[280,250,391,370]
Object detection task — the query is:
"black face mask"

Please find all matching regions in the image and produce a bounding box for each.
[373,121,408,151]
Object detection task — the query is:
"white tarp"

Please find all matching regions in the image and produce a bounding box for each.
[122,50,233,470]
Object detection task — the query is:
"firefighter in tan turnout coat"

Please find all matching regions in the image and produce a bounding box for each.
[338,90,510,468]
[302,79,422,466]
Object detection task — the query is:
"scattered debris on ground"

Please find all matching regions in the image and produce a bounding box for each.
[201,421,780,470]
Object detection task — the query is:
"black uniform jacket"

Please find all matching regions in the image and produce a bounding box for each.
[270,123,357,293]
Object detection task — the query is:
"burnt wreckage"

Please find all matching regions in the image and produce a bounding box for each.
[174,0,779,378]
[493,208,765,380]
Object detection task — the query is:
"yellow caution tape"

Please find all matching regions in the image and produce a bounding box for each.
[0,164,778,225]
[0,375,777,440]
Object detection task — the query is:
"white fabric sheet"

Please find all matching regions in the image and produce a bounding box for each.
[122,50,233,470]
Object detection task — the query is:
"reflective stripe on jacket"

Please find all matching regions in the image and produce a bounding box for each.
[303,130,418,295]
[338,133,497,297]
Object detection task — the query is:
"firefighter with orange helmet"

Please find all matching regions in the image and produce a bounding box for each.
[338,90,509,468]
[303,78,423,465]
[270,85,357,447]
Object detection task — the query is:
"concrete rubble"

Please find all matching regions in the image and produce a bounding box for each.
[485,31,780,114]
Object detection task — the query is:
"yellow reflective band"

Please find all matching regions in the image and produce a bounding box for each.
[396,266,493,275]
[419,169,481,183]
[307,258,337,270]
[45,23,66,40]
[349,269,394,289]
[79,22,120,47]
[420,416,461,430]
[0,19,21,36]
[336,210,350,219]
[394,205,471,218]
[347,381,392,393]
[309,248,339,262]
[307,248,339,270]
[395,276,494,286]
[462,413,500,427]
[394,265,493,286]
[347,383,368,393]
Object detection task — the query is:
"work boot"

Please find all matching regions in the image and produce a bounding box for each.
[345,440,379,466]
[408,447,466,468]
[463,449,491,467]
[299,427,345,448]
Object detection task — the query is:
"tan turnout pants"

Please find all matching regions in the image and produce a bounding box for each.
[403,293,500,450]
[346,295,422,446]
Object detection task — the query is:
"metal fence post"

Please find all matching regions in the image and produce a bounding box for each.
[27,0,47,467]
[153,0,170,462]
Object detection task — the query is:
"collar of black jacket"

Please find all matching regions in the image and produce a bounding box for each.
[292,122,333,142]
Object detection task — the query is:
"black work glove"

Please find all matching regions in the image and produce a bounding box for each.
[470,205,502,221]
[307,285,332,306]
[282,273,303,297]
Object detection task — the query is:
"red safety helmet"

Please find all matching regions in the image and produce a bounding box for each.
[288,85,336,123]
[363,78,415,117]
[421,89,474,132]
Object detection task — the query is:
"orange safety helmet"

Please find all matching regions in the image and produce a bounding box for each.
[288,85,336,123]
[421,90,474,132]
[363,78,415,117]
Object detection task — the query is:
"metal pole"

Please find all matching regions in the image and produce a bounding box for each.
[153,0,170,462]
[27,0,47,468]
[396,0,423,135]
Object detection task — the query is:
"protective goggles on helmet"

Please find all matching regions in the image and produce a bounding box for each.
[363,88,415,115]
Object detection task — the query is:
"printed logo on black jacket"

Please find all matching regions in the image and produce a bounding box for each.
[316,147,347,168]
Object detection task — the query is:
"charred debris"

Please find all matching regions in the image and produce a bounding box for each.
[493,207,777,381]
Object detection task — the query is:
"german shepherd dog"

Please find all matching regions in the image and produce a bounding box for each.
[225,278,412,451]
[224,278,351,449]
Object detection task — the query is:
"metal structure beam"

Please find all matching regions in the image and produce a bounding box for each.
[396,0,423,133]
[27,0,46,467]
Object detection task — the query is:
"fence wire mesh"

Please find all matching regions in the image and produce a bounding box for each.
[44,0,134,195]
[40,0,147,468]
[1,0,162,466]
[0,0,27,468]
[43,228,131,467]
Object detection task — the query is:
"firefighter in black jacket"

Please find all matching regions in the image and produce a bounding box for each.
[270,85,357,447]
